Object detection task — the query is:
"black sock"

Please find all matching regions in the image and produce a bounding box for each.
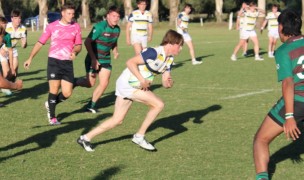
[56,92,67,105]
[48,93,57,118]
[73,78,79,88]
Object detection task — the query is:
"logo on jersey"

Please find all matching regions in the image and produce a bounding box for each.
[276,64,280,70]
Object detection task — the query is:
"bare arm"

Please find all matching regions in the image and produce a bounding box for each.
[0,73,22,90]
[70,44,82,60]
[23,42,43,69]
[162,71,173,88]
[126,22,132,45]
[148,23,153,42]
[84,37,99,70]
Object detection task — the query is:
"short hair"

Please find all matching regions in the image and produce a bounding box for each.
[136,0,147,4]
[107,5,120,15]
[278,9,302,36]
[0,16,8,24]
[11,9,22,17]
[0,26,6,36]
[249,2,257,6]
[184,3,194,13]
[272,4,279,9]
[160,29,184,46]
[61,3,76,12]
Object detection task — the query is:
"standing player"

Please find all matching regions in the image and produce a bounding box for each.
[6,9,27,82]
[253,10,304,180]
[261,4,280,58]
[24,3,82,125]
[74,6,120,113]
[236,2,249,57]
[176,3,202,65]
[126,0,153,55]
[231,2,265,61]
[77,29,183,152]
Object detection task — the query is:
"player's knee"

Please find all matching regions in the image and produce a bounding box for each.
[153,100,165,112]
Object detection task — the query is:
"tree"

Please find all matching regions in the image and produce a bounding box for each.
[169,0,179,26]
[37,0,48,28]
[79,0,91,27]
[0,1,4,16]
[215,0,223,23]
[123,0,133,23]
[302,0,304,22]
[150,0,159,24]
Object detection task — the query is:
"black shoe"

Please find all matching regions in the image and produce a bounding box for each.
[77,136,94,152]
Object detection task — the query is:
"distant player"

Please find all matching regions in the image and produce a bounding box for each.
[236,2,249,57]
[126,0,153,55]
[24,3,82,125]
[74,6,120,113]
[176,3,202,65]
[261,4,280,58]
[253,10,304,180]
[77,29,184,152]
[231,2,265,61]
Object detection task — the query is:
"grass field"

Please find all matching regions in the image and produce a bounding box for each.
[1,22,304,180]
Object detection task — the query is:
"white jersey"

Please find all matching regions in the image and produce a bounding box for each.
[243,11,259,31]
[266,12,280,30]
[177,12,190,31]
[6,22,27,48]
[128,9,153,36]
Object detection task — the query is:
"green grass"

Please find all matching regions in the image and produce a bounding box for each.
[0,23,303,180]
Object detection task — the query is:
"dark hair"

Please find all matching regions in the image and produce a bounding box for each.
[107,5,120,15]
[184,3,194,13]
[136,0,148,4]
[61,3,76,12]
[249,2,257,6]
[272,4,279,9]
[0,16,8,24]
[11,9,22,17]
[160,29,184,46]
[278,9,301,36]
[0,26,6,36]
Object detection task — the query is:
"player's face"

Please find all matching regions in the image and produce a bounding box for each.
[11,16,21,27]
[107,12,120,27]
[184,7,191,14]
[272,7,278,13]
[61,9,75,24]
[137,2,147,12]
[170,43,182,56]
[249,5,256,12]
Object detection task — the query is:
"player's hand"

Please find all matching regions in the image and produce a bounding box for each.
[163,77,174,88]
[126,38,131,46]
[140,79,151,91]
[24,59,32,70]
[14,79,23,90]
[91,59,99,70]
[11,69,16,76]
[113,51,119,59]
[283,118,301,140]
[70,52,76,60]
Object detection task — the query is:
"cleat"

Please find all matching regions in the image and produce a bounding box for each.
[255,56,264,61]
[49,117,61,125]
[230,55,237,61]
[192,60,202,65]
[1,89,12,96]
[77,136,94,152]
[132,134,156,151]
[86,107,98,114]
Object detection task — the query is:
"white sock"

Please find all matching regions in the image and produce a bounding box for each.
[81,135,90,142]
[192,58,197,62]
[135,133,144,138]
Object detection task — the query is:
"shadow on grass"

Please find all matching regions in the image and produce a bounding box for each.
[93,105,222,148]
[92,166,124,180]
[268,124,304,180]
[0,113,111,163]
[244,49,267,58]
[173,54,214,67]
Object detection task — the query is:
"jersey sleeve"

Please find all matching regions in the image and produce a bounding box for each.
[38,24,52,44]
[74,23,82,45]
[141,48,157,64]
[4,34,12,48]
[178,13,183,19]
[275,46,293,82]
[87,24,102,41]
[148,11,153,23]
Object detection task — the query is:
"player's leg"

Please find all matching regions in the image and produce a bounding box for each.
[253,115,283,180]
[242,39,248,56]
[250,35,263,60]
[268,36,275,58]
[1,58,9,78]
[47,79,61,124]
[231,39,246,60]
[271,38,278,57]
[10,49,19,81]
[74,55,97,88]
[133,43,143,55]
[78,96,133,151]
[87,66,112,113]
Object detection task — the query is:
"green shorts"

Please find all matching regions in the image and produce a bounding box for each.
[268,97,304,126]
[84,54,112,73]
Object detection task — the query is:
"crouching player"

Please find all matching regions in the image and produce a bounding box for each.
[77,29,184,152]
[253,10,304,180]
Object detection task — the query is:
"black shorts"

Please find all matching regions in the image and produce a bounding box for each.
[84,54,112,73]
[47,57,74,83]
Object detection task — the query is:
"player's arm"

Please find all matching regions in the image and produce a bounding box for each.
[162,70,173,89]
[84,37,99,70]
[7,47,13,73]
[282,77,301,140]
[70,44,82,60]
[260,19,268,33]
[21,29,27,48]
[23,42,43,69]
[0,74,22,90]
[126,21,132,45]
[112,43,119,59]
[148,23,153,42]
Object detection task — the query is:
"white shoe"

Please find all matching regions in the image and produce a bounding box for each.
[1,89,12,96]
[132,135,156,151]
[192,60,202,65]
[268,53,274,58]
[230,55,237,61]
[255,56,264,61]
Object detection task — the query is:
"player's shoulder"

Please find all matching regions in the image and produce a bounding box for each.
[145,10,152,16]
[132,9,141,15]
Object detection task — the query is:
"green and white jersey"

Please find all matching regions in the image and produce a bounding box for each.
[266,12,280,30]
[87,20,120,64]
[275,35,304,101]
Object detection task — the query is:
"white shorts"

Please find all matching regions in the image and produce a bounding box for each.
[115,68,138,99]
[131,34,148,48]
[0,54,8,62]
[13,48,18,58]
[240,30,257,39]
[0,47,8,62]
[177,29,192,42]
[268,29,279,39]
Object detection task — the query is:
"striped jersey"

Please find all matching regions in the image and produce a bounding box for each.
[266,12,280,30]
[39,20,82,61]
[275,35,304,101]
[87,20,120,64]
[177,12,190,31]
[128,9,152,36]
[243,11,259,31]
[5,22,27,48]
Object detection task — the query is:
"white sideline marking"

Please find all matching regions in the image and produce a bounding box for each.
[221,89,273,100]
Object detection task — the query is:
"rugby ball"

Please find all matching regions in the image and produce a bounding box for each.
[128,70,154,89]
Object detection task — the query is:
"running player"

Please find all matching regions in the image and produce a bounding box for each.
[231,2,265,61]
[176,3,202,65]
[261,4,280,58]
[126,0,153,55]
[74,6,120,113]
[24,3,82,125]
[77,29,184,152]
[253,10,304,180]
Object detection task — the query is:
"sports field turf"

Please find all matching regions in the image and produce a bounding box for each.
[1,22,303,179]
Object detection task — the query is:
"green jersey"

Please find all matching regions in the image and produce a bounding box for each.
[275,35,304,101]
[4,32,12,48]
[87,20,120,64]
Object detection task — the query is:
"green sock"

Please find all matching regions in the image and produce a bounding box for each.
[256,172,268,180]
[88,101,96,109]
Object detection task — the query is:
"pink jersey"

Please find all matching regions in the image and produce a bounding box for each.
[39,20,82,60]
